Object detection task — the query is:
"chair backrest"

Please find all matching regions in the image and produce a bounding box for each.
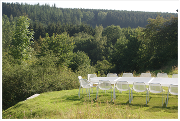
[133,82,147,92]
[78,76,83,80]
[88,74,97,81]
[169,84,178,95]
[99,80,112,90]
[172,74,178,78]
[107,73,118,77]
[140,73,151,77]
[157,73,168,78]
[149,83,163,93]
[79,79,89,88]
[122,73,133,77]
[78,76,83,83]
[116,81,129,91]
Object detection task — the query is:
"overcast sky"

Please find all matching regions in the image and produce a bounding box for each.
[2,0,179,13]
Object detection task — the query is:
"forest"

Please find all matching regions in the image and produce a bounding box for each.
[2,2,177,28]
[2,2,178,110]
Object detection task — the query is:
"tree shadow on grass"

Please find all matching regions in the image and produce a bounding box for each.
[144,96,178,113]
[51,93,178,114]
[145,104,178,113]
[51,93,150,107]
[50,93,98,105]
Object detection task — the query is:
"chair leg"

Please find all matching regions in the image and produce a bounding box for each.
[96,86,99,100]
[131,89,133,102]
[111,88,112,102]
[89,88,90,99]
[113,87,116,99]
[129,89,131,103]
[146,90,148,105]
[87,88,88,97]
[166,91,169,107]
[148,90,149,102]
[162,92,163,106]
[78,86,81,98]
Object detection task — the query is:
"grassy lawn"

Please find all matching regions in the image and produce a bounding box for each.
[2,86,178,119]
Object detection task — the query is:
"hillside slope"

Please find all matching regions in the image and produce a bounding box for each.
[2,2,178,28]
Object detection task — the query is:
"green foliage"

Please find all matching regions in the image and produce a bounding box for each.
[2,51,80,110]
[2,54,34,110]
[69,51,91,72]
[9,16,34,61]
[95,60,115,76]
[90,25,107,63]
[2,14,15,52]
[2,2,177,28]
[40,32,74,66]
[73,32,94,56]
[143,16,178,69]
[112,28,141,72]
[102,25,122,45]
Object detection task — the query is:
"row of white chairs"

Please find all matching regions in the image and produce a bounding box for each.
[78,75,178,107]
[107,73,178,78]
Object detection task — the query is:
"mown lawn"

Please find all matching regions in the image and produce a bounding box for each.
[2,86,178,119]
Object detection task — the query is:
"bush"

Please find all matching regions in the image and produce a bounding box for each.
[2,57,33,110]
[2,52,80,110]
[95,60,116,76]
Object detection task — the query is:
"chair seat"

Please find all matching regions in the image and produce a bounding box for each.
[149,83,163,93]
[82,84,92,88]
[133,89,147,92]
[98,81,112,90]
[116,81,129,91]
[149,90,163,93]
[99,87,112,90]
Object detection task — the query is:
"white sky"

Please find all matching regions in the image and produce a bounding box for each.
[1,0,179,13]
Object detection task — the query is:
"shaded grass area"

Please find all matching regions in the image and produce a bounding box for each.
[2,87,178,119]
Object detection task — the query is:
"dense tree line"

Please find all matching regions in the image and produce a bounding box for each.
[2,2,177,28]
[29,22,95,40]
[2,3,178,110]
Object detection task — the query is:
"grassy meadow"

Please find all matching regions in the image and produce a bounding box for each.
[2,85,178,119]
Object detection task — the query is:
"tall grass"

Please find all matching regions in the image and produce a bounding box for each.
[2,86,178,119]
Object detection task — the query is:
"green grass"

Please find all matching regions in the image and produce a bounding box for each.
[2,86,178,119]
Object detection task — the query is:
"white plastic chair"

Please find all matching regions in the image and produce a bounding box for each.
[122,73,133,77]
[107,73,118,77]
[78,77,93,99]
[96,80,113,101]
[148,83,164,106]
[140,73,151,77]
[88,74,97,81]
[87,74,97,93]
[115,81,131,103]
[78,76,83,80]
[131,82,149,105]
[166,84,178,107]
[172,74,178,78]
[78,76,84,93]
[157,73,168,78]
